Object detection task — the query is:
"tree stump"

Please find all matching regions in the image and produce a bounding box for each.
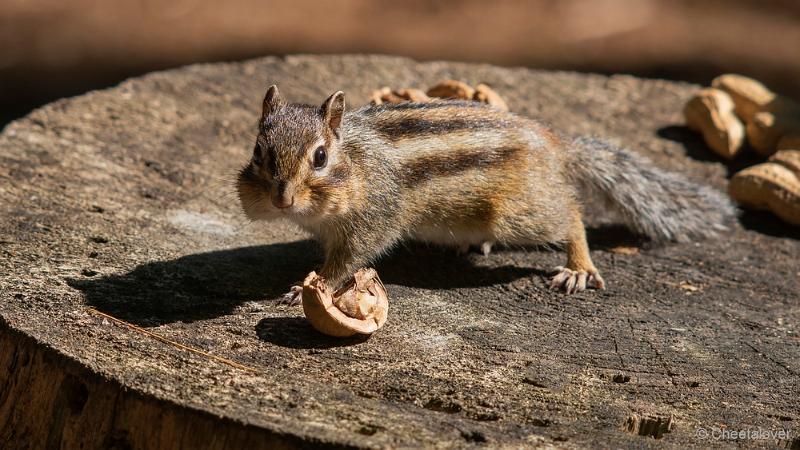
[0,55,798,448]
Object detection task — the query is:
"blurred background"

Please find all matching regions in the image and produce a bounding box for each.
[2,0,799,128]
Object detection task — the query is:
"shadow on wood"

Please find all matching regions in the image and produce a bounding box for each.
[69,240,542,326]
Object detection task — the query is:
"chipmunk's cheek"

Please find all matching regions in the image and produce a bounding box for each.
[293,188,314,214]
[236,177,275,220]
[302,186,333,218]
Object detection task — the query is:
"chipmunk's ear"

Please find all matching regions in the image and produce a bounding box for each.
[262,85,283,117]
[320,91,345,137]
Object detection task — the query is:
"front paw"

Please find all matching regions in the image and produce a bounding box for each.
[279,285,303,306]
[549,266,605,294]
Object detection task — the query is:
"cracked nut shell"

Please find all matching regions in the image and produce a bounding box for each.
[302,268,389,337]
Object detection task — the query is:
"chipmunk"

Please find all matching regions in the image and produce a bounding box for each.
[237,85,733,298]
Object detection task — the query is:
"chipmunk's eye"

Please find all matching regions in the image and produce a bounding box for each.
[252,143,263,165]
[313,145,327,170]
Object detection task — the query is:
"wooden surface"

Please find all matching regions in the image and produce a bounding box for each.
[0,55,798,448]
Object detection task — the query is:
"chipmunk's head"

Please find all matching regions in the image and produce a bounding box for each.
[237,85,353,223]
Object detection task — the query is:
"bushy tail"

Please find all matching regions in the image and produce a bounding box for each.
[567,136,736,242]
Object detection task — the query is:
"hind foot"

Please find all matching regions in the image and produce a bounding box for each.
[457,241,494,256]
[549,266,605,294]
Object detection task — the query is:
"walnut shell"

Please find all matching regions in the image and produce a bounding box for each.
[371,87,431,105]
[396,88,431,103]
[370,87,402,105]
[302,268,389,337]
[426,80,475,100]
[473,83,508,111]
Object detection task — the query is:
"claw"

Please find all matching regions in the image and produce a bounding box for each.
[279,285,303,306]
[549,266,605,294]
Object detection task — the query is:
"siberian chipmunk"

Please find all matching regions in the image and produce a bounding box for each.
[237,85,733,297]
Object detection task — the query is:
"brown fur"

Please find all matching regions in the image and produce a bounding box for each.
[400,146,524,188]
[237,87,596,291]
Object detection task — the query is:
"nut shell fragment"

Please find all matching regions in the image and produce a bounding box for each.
[302,268,389,337]
[396,88,431,103]
[426,80,475,100]
[370,87,403,105]
[473,83,508,111]
[370,81,509,112]
[371,87,431,105]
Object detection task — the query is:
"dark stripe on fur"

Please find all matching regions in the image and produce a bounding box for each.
[326,163,351,186]
[401,146,523,187]
[374,117,506,141]
[307,163,352,206]
[237,162,261,186]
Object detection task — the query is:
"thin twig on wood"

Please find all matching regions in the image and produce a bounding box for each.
[86,308,258,373]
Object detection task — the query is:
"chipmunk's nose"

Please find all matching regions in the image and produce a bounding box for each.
[271,181,295,209]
